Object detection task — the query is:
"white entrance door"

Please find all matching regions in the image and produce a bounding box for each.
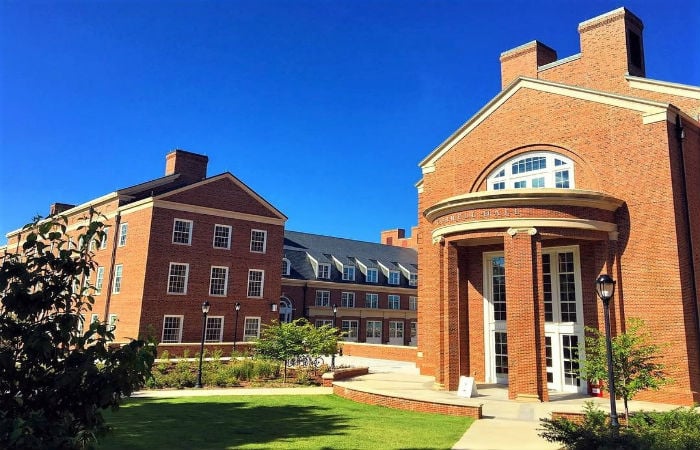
[366,320,382,344]
[483,247,585,393]
[389,321,404,345]
[484,253,508,385]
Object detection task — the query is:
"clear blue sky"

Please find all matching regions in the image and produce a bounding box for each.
[1,0,698,245]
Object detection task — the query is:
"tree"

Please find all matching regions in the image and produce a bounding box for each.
[580,318,669,419]
[255,318,339,382]
[0,215,156,450]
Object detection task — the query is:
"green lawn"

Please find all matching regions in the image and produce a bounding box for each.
[97,394,473,449]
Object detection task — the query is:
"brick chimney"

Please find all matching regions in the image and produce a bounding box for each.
[500,41,557,89]
[165,149,209,185]
[49,202,75,216]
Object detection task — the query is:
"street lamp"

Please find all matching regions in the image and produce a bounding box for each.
[332,304,338,370]
[233,302,241,353]
[195,301,210,389]
[595,274,620,434]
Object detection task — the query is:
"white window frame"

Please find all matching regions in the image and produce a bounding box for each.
[487,151,575,191]
[409,273,418,287]
[366,268,378,283]
[167,262,190,295]
[341,291,355,308]
[315,290,330,307]
[250,229,267,253]
[243,317,261,341]
[112,264,123,294]
[388,271,400,285]
[409,296,418,311]
[100,226,110,250]
[316,319,333,328]
[90,314,99,324]
[213,224,232,249]
[342,265,355,281]
[282,258,291,276]
[95,266,105,295]
[209,266,229,296]
[118,223,128,247]
[388,294,401,310]
[341,320,358,341]
[108,314,118,332]
[205,316,224,342]
[317,263,331,279]
[172,218,193,245]
[366,320,382,343]
[162,315,183,343]
[247,269,264,298]
[365,293,379,309]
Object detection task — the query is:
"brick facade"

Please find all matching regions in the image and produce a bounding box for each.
[416,8,700,405]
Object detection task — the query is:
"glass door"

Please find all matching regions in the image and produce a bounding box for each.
[484,253,508,385]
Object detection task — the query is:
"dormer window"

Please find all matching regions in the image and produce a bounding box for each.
[388,271,400,285]
[488,152,574,191]
[342,266,355,281]
[317,263,330,279]
[409,273,418,287]
[366,268,378,283]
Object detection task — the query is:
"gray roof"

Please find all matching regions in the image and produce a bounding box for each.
[283,230,417,287]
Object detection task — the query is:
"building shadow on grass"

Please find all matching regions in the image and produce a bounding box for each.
[98,397,355,449]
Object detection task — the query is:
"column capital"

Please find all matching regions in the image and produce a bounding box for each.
[507,227,538,237]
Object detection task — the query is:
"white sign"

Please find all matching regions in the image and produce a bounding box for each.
[457,376,478,398]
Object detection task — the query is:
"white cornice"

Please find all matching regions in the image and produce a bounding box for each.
[626,75,700,100]
[419,77,671,172]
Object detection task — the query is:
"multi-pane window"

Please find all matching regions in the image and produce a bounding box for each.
[366,268,378,283]
[365,293,378,308]
[389,321,404,339]
[315,290,330,307]
[173,219,192,245]
[492,256,506,321]
[100,227,110,249]
[108,314,118,332]
[409,296,418,311]
[488,152,574,190]
[282,258,290,276]
[341,292,355,308]
[205,316,224,342]
[250,229,267,253]
[409,273,417,287]
[118,223,128,247]
[410,322,417,341]
[247,269,264,297]
[558,252,577,322]
[495,332,508,375]
[112,264,123,294]
[341,320,358,340]
[213,224,231,249]
[342,266,355,281]
[545,336,553,383]
[388,295,400,310]
[562,335,580,386]
[543,254,553,322]
[366,321,382,339]
[243,317,261,341]
[317,263,330,279]
[95,266,105,295]
[91,314,99,324]
[388,271,400,285]
[168,263,189,294]
[172,219,193,245]
[316,319,333,327]
[209,266,229,296]
[162,316,183,343]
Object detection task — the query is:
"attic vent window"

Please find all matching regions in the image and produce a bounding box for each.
[627,30,642,69]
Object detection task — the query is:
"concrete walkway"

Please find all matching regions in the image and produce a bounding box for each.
[133,356,685,450]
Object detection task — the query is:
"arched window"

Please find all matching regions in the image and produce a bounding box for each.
[281,258,290,276]
[487,152,574,191]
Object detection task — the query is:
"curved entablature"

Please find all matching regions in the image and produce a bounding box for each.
[424,189,624,223]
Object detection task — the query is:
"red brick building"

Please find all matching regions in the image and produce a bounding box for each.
[416,8,700,405]
[4,149,286,351]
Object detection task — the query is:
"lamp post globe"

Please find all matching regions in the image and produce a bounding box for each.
[594,274,619,434]
[233,302,241,353]
[195,301,210,388]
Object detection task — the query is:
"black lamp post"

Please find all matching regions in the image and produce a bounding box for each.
[233,302,241,353]
[332,304,338,370]
[595,274,620,434]
[195,301,210,389]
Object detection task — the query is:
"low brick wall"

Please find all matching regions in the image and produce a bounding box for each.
[321,367,369,387]
[341,342,418,363]
[333,385,482,419]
